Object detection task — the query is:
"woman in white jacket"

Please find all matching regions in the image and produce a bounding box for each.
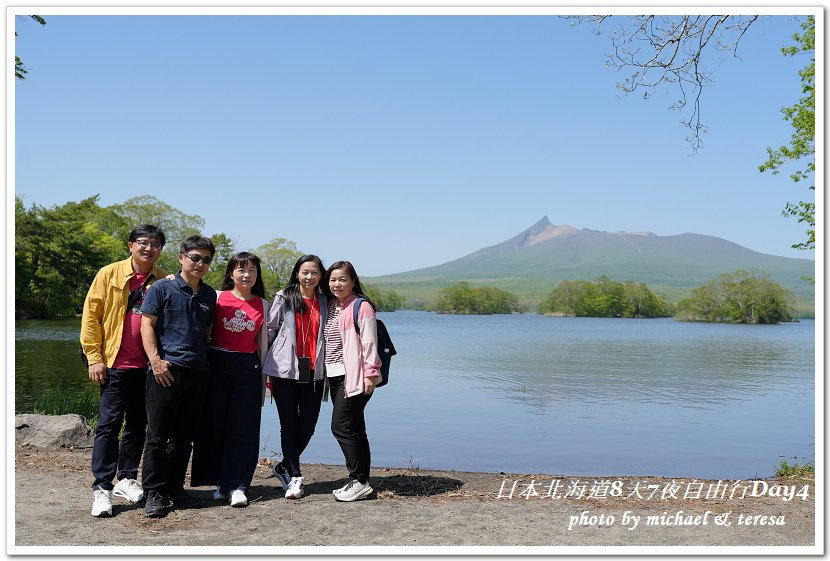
[323,260,382,502]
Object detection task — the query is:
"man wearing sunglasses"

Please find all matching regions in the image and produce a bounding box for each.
[139,235,217,518]
[81,224,166,518]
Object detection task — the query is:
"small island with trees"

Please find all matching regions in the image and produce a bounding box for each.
[426,273,796,325]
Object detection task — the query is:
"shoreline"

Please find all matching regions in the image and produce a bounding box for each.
[12,444,817,550]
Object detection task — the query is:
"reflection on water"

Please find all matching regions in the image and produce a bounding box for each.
[15,320,89,412]
[16,314,816,479]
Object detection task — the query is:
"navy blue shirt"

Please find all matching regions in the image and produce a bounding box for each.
[140,273,216,370]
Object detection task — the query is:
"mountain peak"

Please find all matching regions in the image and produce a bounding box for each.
[466,216,579,259]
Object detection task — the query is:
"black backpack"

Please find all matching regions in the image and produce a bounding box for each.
[352,297,396,387]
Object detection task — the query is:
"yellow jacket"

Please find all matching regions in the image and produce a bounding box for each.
[80,257,165,368]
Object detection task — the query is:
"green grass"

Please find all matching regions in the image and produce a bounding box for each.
[32,380,101,427]
[774,457,815,479]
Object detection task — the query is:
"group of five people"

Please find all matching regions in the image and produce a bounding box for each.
[80,225,382,518]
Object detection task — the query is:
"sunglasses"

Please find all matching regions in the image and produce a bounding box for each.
[182,253,213,265]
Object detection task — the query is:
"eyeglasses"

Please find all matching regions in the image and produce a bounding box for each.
[134,239,163,250]
[182,253,213,265]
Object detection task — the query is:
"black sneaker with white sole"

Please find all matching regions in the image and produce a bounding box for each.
[272,461,290,490]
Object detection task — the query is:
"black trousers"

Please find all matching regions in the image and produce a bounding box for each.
[272,375,324,478]
[191,349,262,493]
[90,367,147,489]
[328,375,372,484]
[141,364,207,495]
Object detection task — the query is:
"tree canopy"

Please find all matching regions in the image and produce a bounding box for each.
[15,195,126,318]
[432,282,521,315]
[15,15,46,80]
[675,270,795,324]
[252,237,304,296]
[15,195,303,318]
[362,284,405,312]
[539,276,673,318]
[759,16,815,255]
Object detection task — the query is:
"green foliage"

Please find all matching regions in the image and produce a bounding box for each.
[15,195,128,318]
[15,15,46,80]
[675,270,795,324]
[109,195,205,274]
[759,16,815,255]
[363,283,405,312]
[202,232,238,288]
[16,194,304,318]
[433,282,521,315]
[539,276,672,318]
[774,458,814,480]
[32,379,101,427]
[252,237,304,296]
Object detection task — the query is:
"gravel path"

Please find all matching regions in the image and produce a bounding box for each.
[11,445,817,553]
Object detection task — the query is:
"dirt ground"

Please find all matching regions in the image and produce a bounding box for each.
[11,444,818,554]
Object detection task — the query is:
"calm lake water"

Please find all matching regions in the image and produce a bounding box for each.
[15,313,815,479]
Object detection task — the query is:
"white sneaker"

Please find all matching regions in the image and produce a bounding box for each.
[91,486,113,517]
[285,476,304,499]
[213,488,228,501]
[333,479,372,502]
[113,478,144,503]
[230,488,248,507]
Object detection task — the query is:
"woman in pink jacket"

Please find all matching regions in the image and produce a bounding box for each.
[323,261,382,502]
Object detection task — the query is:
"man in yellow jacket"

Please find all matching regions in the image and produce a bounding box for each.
[80,224,166,517]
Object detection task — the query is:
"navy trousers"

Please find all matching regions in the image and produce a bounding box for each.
[191,349,262,493]
[90,367,147,490]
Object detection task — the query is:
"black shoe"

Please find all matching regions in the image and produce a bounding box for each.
[272,461,290,489]
[143,490,167,518]
[170,489,201,509]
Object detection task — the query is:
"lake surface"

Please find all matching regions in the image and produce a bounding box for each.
[15,313,816,479]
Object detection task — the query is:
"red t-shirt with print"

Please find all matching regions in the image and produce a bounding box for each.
[210,291,264,354]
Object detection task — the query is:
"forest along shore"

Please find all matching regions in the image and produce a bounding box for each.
[13,445,816,549]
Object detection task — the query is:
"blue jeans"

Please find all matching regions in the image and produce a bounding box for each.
[272,375,325,478]
[90,367,147,490]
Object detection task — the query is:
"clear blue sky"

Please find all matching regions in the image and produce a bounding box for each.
[13,8,817,276]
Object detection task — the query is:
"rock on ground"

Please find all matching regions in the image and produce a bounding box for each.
[14,414,94,449]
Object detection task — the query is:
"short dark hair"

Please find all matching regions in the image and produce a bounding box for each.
[128,224,165,247]
[180,235,216,256]
[221,252,265,298]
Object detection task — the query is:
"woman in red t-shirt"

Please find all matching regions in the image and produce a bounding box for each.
[191,252,270,508]
[261,255,328,500]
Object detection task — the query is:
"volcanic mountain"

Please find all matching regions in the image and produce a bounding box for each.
[369,216,815,307]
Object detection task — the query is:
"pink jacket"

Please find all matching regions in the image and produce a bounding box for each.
[337,294,382,398]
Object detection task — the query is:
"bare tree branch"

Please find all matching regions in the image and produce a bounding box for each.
[564,14,759,153]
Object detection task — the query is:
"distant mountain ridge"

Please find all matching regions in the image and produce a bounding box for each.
[369,216,815,308]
